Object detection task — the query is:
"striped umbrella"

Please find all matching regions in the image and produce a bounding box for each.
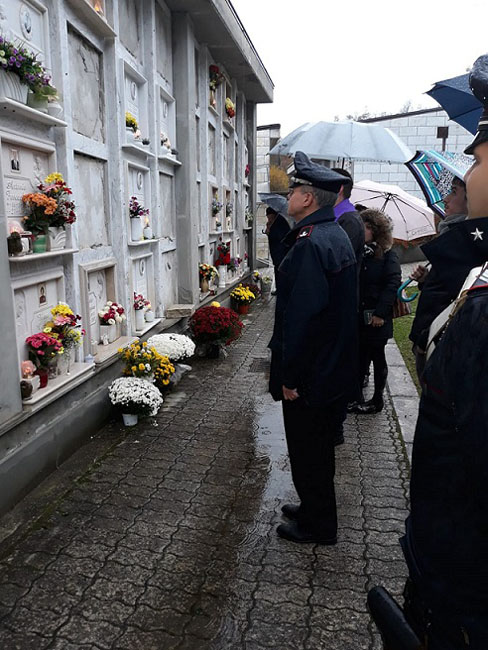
[405,150,472,218]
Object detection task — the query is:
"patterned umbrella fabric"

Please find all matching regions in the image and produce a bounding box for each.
[351,180,436,242]
[405,150,472,218]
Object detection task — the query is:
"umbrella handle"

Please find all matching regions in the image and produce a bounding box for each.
[397,278,418,302]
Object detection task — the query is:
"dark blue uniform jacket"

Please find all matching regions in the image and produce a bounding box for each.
[268,206,357,407]
[402,216,488,619]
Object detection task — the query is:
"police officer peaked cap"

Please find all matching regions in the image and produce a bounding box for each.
[291,151,346,193]
[465,54,488,155]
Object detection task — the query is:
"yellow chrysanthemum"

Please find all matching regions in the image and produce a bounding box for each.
[131,365,137,372]
[211,301,220,308]
[45,172,64,184]
[138,363,145,371]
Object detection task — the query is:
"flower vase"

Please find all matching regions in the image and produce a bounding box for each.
[99,323,117,344]
[57,349,72,376]
[135,309,145,330]
[209,89,216,108]
[238,303,249,316]
[32,234,47,253]
[47,358,58,379]
[0,70,28,104]
[48,227,67,251]
[122,413,138,426]
[26,92,48,113]
[35,367,49,389]
[144,310,155,323]
[218,266,227,288]
[130,217,143,242]
[200,278,209,293]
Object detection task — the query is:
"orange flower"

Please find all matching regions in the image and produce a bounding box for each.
[22,193,58,215]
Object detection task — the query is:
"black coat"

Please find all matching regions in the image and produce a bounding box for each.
[338,210,365,269]
[267,213,291,268]
[269,206,357,407]
[358,247,401,341]
[402,216,488,618]
[409,220,476,350]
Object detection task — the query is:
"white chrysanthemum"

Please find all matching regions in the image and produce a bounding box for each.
[108,377,163,416]
[147,333,196,361]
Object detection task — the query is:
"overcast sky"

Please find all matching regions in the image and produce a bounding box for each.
[231,0,487,135]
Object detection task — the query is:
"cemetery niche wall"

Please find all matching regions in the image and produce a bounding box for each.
[0,0,273,514]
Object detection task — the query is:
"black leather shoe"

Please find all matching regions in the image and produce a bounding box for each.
[354,398,384,414]
[277,522,337,545]
[281,503,300,520]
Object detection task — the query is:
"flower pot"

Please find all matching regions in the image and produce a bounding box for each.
[200,278,209,293]
[144,310,155,323]
[218,266,227,288]
[0,70,28,104]
[238,303,249,315]
[57,350,72,376]
[47,101,63,118]
[35,367,49,389]
[47,226,67,251]
[206,343,222,359]
[130,217,143,242]
[99,322,117,344]
[32,234,47,253]
[26,92,48,113]
[135,309,145,331]
[122,413,138,427]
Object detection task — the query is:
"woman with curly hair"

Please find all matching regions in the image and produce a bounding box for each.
[352,208,401,414]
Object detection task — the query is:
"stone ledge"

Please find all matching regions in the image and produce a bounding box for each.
[165,305,194,318]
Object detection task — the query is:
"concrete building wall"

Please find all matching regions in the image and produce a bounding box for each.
[0,0,272,514]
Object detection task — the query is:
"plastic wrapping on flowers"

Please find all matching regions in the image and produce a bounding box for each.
[188,305,243,345]
[108,377,163,416]
[147,333,195,362]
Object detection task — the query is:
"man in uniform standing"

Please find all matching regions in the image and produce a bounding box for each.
[269,152,357,544]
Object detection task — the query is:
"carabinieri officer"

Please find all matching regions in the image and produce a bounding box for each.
[269,151,358,544]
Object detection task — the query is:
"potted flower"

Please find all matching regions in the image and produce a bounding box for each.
[241,282,261,299]
[199,263,218,293]
[148,333,195,389]
[133,292,150,330]
[228,256,242,276]
[38,172,76,251]
[245,163,250,179]
[189,304,243,358]
[125,111,138,139]
[144,301,155,322]
[208,64,223,107]
[25,332,64,388]
[225,98,235,119]
[0,36,57,107]
[22,192,57,253]
[129,196,149,242]
[98,301,126,343]
[230,284,255,315]
[118,339,167,384]
[260,274,273,296]
[212,196,223,217]
[43,302,85,375]
[108,376,163,426]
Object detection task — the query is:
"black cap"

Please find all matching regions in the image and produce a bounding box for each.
[291,152,346,193]
[464,54,488,155]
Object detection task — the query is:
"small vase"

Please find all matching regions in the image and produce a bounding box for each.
[48,226,67,251]
[32,234,47,253]
[35,367,49,389]
[209,89,216,108]
[26,92,48,113]
[238,303,249,316]
[57,349,72,376]
[0,70,28,104]
[135,309,145,330]
[130,217,143,242]
[47,101,63,118]
[200,278,209,293]
[144,310,155,323]
[122,413,138,426]
[99,322,117,344]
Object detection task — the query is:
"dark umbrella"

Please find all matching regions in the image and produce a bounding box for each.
[258,192,288,216]
[426,73,482,135]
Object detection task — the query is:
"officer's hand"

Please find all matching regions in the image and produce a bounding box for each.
[410,265,428,283]
[371,315,384,328]
[282,385,299,401]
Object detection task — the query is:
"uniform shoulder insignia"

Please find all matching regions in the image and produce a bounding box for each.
[297,225,314,239]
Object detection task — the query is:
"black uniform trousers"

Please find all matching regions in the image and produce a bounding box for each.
[282,398,342,538]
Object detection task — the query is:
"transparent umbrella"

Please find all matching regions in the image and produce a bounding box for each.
[268,121,411,163]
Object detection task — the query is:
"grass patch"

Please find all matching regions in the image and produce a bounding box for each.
[393,286,420,394]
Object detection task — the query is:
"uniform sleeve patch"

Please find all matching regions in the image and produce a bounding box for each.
[298,225,314,239]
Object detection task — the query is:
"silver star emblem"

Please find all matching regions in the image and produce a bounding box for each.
[471,228,484,241]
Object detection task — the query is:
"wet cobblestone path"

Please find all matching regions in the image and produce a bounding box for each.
[0,298,410,649]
